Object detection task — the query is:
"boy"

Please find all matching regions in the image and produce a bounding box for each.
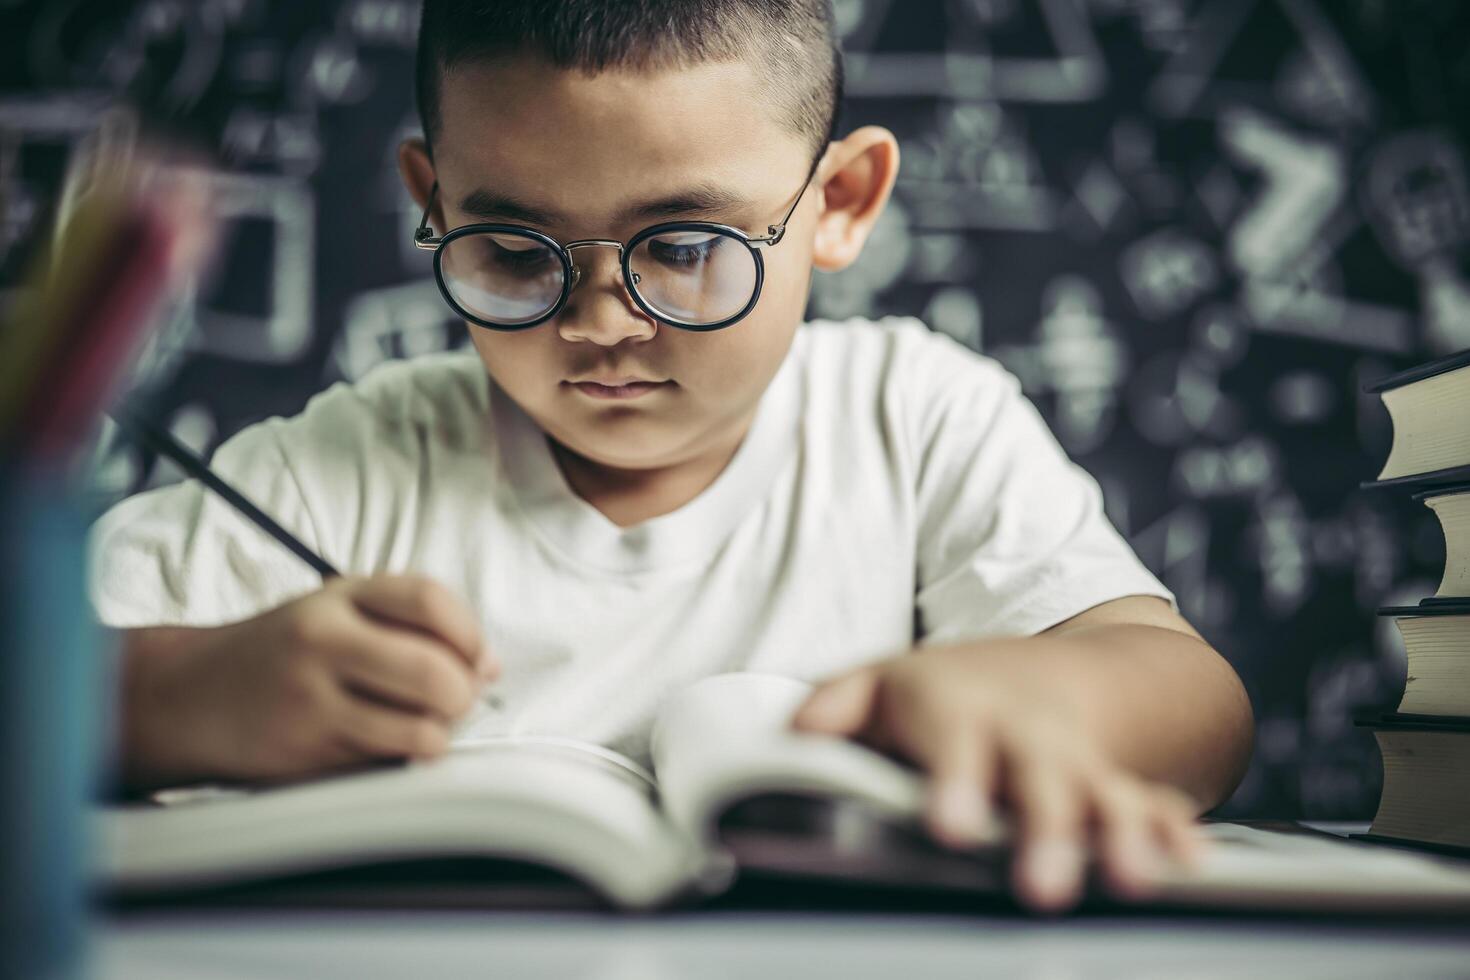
[91,0,1253,913]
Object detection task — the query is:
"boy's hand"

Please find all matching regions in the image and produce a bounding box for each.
[121,575,498,789]
[791,641,1206,913]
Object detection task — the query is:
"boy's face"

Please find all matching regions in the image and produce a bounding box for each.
[402,54,872,473]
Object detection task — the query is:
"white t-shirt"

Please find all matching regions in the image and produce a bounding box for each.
[90,317,1172,764]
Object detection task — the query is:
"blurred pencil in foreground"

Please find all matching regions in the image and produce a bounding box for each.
[0,127,215,467]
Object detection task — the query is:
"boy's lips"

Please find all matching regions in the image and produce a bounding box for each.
[569,374,668,386]
[564,378,673,400]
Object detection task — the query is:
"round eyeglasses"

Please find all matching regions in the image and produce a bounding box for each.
[412,168,815,332]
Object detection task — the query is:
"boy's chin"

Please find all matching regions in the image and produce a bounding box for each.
[547,421,696,473]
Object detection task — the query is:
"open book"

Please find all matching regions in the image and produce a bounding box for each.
[100,674,1470,914]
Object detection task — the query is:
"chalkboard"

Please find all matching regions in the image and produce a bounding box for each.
[2,0,1467,819]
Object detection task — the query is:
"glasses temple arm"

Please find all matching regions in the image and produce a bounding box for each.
[755,152,825,246]
[414,182,441,248]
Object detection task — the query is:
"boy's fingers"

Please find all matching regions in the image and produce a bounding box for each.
[1089,778,1161,899]
[334,694,451,760]
[923,730,997,849]
[1149,785,1208,868]
[330,623,478,720]
[1006,749,1087,912]
[346,575,493,674]
[790,665,881,737]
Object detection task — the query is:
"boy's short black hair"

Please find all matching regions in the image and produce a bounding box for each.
[415,0,843,160]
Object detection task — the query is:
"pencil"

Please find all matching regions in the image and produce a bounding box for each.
[111,405,341,580]
[23,206,173,460]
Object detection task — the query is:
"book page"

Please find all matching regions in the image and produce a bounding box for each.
[99,739,711,909]
[1378,365,1470,480]
[649,673,934,842]
[1425,492,1469,598]
[1153,823,1470,912]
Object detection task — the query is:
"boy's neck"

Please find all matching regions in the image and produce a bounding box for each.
[547,408,757,529]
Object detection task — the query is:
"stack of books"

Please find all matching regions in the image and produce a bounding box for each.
[1359,349,1470,853]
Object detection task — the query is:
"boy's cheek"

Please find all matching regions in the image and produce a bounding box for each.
[468,329,565,398]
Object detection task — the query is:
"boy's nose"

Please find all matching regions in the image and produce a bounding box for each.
[556,246,656,346]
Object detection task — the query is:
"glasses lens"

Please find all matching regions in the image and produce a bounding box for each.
[439,230,564,326]
[629,228,757,326]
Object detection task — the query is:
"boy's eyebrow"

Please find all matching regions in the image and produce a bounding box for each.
[455,184,753,228]
[458,188,562,226]
[617,184,753,223]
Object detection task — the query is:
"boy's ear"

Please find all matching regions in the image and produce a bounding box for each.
[398,137,440,229]
[811,126,899,272]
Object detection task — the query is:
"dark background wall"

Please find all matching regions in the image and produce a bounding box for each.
[2,0,1467,819]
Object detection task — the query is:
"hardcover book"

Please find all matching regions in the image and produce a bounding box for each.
[1362,349,1470,489]
[100,673,1470,914]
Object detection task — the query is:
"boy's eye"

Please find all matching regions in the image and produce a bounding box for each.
[646,231,725,269]
[484,234,557,274]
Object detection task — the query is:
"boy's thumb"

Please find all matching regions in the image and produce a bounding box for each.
[790,666,881,736]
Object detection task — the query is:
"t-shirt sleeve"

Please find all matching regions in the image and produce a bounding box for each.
[905,328,1174,643]
[87,417,332,629]
[88,353,491,629]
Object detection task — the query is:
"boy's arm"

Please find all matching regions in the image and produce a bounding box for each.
[791,595,1254,913]
[1029,595,1253,808]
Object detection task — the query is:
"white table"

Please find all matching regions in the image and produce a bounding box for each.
[96,908,1470,979]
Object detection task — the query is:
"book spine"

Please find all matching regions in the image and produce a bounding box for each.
[1360,463,1470,492]
[1347,832,1470,859]
[1354,711,1470,731]
[1364,347,1470,393]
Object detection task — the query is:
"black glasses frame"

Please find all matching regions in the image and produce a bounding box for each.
[412,157,819,332]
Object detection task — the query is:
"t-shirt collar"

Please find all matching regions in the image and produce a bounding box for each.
[488,348,800,574]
